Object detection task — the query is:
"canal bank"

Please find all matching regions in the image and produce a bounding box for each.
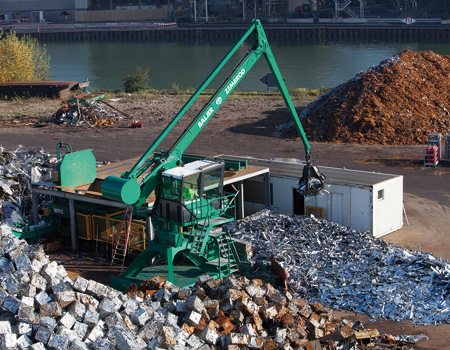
[8,22,450,41]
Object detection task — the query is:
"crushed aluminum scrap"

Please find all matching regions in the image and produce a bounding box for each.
[0,223,426,349]
[0,146,55,224]
[225,210,450,326]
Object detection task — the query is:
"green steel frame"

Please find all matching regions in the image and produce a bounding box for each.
[104,20,315,289]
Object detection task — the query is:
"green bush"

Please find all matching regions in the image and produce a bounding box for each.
[122,67,150,93]
[0,31,51,82]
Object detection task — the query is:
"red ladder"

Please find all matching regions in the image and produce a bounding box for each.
[109,205,133,273]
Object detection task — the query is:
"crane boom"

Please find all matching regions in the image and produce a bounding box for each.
[101,19,324,207]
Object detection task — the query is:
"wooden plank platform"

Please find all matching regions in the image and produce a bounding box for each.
[0,81,78,99]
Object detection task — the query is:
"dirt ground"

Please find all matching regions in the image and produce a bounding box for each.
[1,95,450,349]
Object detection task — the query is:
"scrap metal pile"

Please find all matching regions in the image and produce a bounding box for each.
[225,210,450,326]
[0,223,424,349]
[280,50,450,145]
[53,100,124,127]
[0,147,55,225]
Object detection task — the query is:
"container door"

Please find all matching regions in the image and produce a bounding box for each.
[331,193,343,225]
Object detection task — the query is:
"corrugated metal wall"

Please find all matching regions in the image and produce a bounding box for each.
[0,0,75,11]
[74,8,170,22]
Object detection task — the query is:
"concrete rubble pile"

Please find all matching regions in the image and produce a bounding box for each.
[53,101,123,127]
[0,223,424,350]
[279,50,450,145]
[0,147,55,225]
[225,210,450,326]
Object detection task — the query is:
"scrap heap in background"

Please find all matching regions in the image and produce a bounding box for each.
[281,50,450,145]
[0,147,55,225]
[226,210,450,326]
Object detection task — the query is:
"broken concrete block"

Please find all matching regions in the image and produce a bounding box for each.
[40,301,62,318]
[47,334,69,350]
[83,306,100,327]
[17,303,36,324]
[0,333,17,349]
[55,290,76,308]
[16,334,33,350]
[132,308,149,327]
[0,320,12,334]
[199,327,219,345]
[34,326,52,344]
[72,276,88,293]
[72,321,88,340]
[59,311,76,329]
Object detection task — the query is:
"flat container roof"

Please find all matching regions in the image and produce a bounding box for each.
[216,155,402,187]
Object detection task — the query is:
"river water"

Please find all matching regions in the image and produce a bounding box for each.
[44,38,450,92]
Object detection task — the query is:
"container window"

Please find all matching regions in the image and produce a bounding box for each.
[378,189,384,200]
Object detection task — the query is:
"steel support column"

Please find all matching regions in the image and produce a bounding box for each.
[69,198,78,251]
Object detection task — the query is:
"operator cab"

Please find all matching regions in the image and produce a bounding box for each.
[159,160,225,224]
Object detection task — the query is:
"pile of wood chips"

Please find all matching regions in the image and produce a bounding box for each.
[287,50,450,145]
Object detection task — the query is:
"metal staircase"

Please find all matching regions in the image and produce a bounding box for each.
[187,209,240,279]
[109,205,133,273]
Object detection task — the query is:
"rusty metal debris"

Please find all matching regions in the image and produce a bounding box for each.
[225,210,450,326]
[0,146,54,225]
[53,100,126,126]
[279,50,450,145]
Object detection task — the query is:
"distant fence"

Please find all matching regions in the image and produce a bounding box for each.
[74,8,171,22]
[10,21,177,33]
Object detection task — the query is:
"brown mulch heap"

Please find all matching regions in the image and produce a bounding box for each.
[287,50,450,145]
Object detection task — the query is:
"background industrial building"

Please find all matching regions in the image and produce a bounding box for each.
[1,0,449,23]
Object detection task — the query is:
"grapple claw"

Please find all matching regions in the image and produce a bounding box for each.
[297,158,326,197]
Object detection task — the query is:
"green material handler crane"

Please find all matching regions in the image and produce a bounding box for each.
[100,19,326,289]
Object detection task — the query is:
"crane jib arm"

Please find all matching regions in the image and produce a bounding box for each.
[101,19,319,206]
